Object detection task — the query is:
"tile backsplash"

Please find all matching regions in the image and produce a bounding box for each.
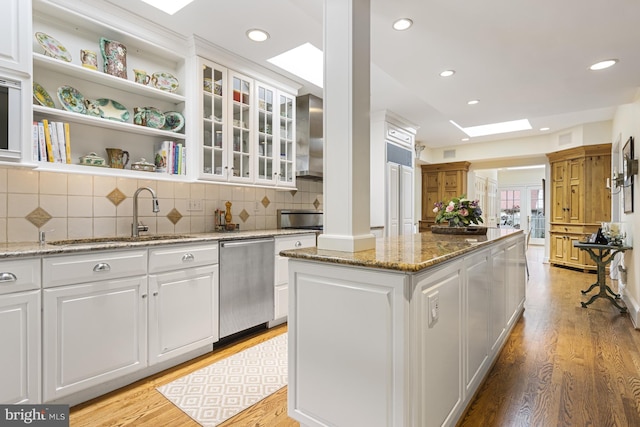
[0,168,323,243]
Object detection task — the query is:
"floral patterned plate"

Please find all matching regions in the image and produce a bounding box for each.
[151,72,179,93]
[96,98,130,122]
[57,85,86,114]
[33,82,56,108]
[133,107,165,129]
[162,111,185,132]
[35,32,72,62]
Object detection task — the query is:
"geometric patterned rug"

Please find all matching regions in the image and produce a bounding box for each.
[157,333,288,427]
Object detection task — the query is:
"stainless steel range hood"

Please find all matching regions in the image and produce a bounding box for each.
[296,94,323,180]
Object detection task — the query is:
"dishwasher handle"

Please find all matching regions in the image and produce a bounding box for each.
[220,238,274,248]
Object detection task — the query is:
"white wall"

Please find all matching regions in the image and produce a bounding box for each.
[612,101,640,327]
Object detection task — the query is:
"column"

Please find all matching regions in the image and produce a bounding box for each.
[317,0,376,252]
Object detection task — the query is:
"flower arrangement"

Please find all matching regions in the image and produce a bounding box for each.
[433,195,484,226]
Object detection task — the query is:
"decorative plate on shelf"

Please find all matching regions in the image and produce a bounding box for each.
[33,82,55,108]
[83,99,103,118]
[35,32,72,62]
[133,107,165,129]
[151,72,179,93]
[162,111,185,132]
[57,85,87,114]
[96,98,130,122]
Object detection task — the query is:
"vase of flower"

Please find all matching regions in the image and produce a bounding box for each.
[431,194,488,235]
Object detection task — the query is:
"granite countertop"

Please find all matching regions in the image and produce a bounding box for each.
[0,229,317,259]
[280,228,523,273]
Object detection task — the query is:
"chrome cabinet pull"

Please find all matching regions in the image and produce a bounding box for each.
[93,263,111,272]
[182,253,195,262]
[295,241,302,247]
[153,291,158,296]
[0,272,17,283]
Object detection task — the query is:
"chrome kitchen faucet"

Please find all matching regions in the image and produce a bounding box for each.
[132,187,160,237]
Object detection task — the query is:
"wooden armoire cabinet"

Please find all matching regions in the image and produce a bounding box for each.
[547,144,611,271]
[419,162,470,231]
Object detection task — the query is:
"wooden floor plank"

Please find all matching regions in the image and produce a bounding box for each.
[71,246,640,426]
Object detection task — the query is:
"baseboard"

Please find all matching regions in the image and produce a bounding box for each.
[622,291,639,328]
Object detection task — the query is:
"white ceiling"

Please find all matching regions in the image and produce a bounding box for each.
[104,0,640,149]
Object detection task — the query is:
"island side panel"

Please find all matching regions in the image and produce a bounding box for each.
[287,260,409,427]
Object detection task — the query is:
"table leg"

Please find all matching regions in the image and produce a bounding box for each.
[581,293,627,313]
[581,282,599,294]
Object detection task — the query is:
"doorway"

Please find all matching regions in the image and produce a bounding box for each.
[498,186,545,245]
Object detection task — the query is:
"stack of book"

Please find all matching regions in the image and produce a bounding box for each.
[154,140,186,175]
[32,119,72,163]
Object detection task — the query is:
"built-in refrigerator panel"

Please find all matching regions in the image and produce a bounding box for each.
[386,142,414,236]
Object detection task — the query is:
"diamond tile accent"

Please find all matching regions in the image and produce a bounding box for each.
[261,196,270,208]
[26,207,52,228]
[313,198,321,209]
[167,208,183,225]
[239,209,250,222]
[106,188,126,206]
[289,190,297,197]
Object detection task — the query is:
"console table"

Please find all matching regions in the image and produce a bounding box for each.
[573,242,632,313]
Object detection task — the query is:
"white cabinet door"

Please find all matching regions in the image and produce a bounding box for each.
[387,162,400,237]
[400,164,414,234]
[148,265,218,365]
[414,261,464,427]
[0,0,30,74]
[0,290,40,404]
[464,250,490,395]
[489,243,507,353]
[273,234,316,321]
[43,276,147,401]
[276,91,296,187]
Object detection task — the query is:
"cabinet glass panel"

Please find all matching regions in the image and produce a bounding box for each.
[231,75,251,179]
[279,94,295,184]
[257,86,275,182]
[203,64,225,177]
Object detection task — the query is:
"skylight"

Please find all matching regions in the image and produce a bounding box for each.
[267,43,323,88]
[450,119,532,138]
[141,0,195,15]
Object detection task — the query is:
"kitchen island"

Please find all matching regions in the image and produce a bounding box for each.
[281,228,525,427]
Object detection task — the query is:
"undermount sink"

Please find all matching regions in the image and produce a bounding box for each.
[49,235,192,246]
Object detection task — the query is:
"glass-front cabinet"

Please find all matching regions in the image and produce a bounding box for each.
[199,57,295,187]
[230,72,253,182]
[201,62,226,179]
[278,93,295,187]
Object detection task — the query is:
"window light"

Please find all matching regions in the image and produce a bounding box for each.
[140,0,195,15]
[450,118,532,137]
[267,43,323,88]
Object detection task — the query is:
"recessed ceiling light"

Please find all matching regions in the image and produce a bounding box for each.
[267,42,324,88]
[246,29,270,42]
[589,59,618,71]
[539,127,550,131]
[393,18,413,31]
[440,70,455,77]
[467,99,479,105]
[141,0,194,15]
[461,138,470,141]
[450,118,532,137]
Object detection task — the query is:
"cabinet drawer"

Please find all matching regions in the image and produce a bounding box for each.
[149,244,218,273]
[43,250,147,288]
[0,258,40,295]
[275,234,316,253]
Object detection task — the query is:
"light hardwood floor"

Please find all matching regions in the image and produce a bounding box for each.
[71,246,640,426]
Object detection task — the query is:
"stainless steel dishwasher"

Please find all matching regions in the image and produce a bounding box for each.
[219,238,275,338]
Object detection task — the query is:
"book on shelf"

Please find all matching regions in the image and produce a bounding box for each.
[32,122,39,161]
[35,120,72,163]
[154,140,186,175]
